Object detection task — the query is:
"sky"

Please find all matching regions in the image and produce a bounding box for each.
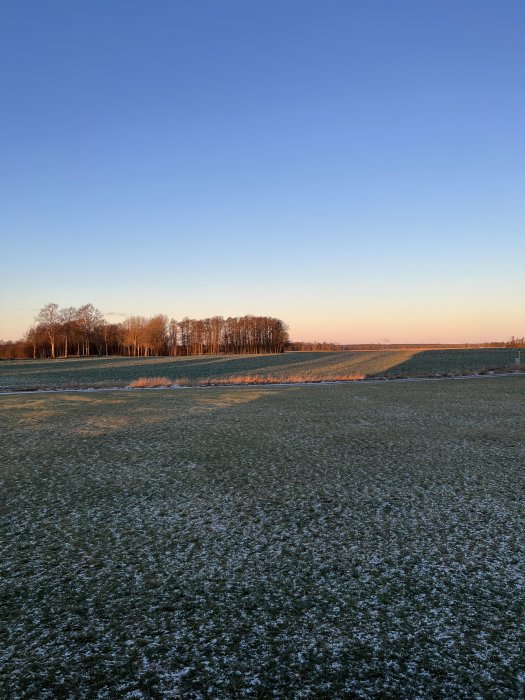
[0,0,523,344]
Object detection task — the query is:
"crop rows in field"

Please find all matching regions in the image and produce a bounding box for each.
[0,348,520,390]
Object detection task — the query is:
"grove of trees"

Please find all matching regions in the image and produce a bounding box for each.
[1,303,289,359]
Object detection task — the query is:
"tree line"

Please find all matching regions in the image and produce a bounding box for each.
[0,303,289,359]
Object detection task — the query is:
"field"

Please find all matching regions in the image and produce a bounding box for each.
[1,376,525,698]
[0,348,521,391]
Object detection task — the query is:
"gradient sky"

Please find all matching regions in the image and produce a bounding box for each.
[1,0,523,343]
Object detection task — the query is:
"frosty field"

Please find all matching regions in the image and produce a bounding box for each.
[0,347,520,391]
[1,377,525,698]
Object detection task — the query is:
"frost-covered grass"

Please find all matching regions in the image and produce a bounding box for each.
[0,348,520,391]
[1,377,525,698]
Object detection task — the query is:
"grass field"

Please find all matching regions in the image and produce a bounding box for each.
[0,348,521,391]
[1,377,525,698]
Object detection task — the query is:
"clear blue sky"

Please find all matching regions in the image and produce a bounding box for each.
[1,0,523,343]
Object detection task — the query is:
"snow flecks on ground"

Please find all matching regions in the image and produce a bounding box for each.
[1,377,525,698]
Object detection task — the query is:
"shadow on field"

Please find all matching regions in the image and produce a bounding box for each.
[369,348,517,377]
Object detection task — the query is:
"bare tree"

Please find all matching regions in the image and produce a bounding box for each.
[144,315,168,356]
[168,319,178,356]
[35,303,61,358]
[122,316,147,356]
[59,306,78,358]
[77,304,104,355]
[26,326,40,359]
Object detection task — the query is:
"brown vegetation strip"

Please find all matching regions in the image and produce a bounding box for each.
[126,367,523,389]
[127,377,175,388]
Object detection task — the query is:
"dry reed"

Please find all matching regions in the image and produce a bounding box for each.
[184,373,367,386]
[127,377,174,388]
